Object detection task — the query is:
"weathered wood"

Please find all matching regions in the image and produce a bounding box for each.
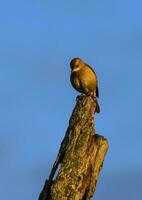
[39,96,109,200]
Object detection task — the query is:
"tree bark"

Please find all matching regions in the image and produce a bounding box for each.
[39,95,109,200]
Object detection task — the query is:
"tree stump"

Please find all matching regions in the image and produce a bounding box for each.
[39,96,109,200]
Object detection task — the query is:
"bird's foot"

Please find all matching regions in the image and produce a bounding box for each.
[76,94,85,101]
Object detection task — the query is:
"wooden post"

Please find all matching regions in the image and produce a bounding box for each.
[39,96,109,200]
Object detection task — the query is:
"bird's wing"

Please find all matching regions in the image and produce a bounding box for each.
[86,64,99,98]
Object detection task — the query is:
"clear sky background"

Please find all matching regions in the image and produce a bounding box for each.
[0,0,142,199]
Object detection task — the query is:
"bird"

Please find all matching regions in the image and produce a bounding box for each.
[70,57,100,113]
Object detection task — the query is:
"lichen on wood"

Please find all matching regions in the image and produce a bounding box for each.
[39,95,109,200]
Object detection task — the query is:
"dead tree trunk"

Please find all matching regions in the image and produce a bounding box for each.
[39,95,109,200]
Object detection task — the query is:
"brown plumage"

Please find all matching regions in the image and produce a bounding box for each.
[70,58,100,113]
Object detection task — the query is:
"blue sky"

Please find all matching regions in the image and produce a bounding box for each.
[0,0,142,199]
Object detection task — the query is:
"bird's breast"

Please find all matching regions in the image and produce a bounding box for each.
[70,72,83,92]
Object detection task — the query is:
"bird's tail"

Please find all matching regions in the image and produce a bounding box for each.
[95,99,100,113]
[92,97,100,113]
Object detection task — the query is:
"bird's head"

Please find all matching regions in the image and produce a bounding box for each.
[70,58,84,72]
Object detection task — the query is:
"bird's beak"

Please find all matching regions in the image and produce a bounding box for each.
[72,66,80,72]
